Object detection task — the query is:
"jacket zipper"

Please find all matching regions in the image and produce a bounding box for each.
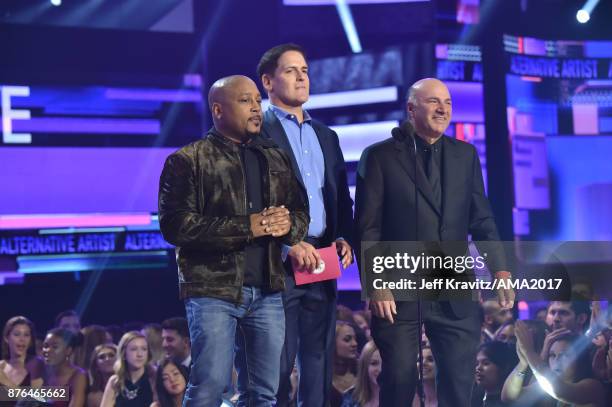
[237,149,248,303]
[260,148,276,290]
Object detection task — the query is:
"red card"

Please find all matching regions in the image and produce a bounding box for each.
[292,242,342,285]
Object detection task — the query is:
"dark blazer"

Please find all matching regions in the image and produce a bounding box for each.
[261,109,354,248]
[355,121,503,318]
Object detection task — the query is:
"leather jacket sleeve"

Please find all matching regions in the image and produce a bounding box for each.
[158,153,253,252]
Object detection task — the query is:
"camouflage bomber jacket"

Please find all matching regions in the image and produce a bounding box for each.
[158,129,309,302]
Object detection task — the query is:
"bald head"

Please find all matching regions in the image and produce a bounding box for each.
[208,75,256,107]
[407,78,448,103]
[482,299,512,331]
[208,75,262,142]
[406,77,452,141]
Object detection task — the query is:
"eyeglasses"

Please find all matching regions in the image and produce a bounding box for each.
[97,352,116,361]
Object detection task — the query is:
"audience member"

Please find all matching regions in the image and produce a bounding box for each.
[341,341,381,407]
[101,331,157,407]
[482,300,513,342]
[411,344,437,407]
[55,310,82,334]
[494,321,516,344]
[41,328,88,406]
[332,321,359,407]
[151,358,187,407]
[502,321,606,406]
[353,311,371,341]
[0,316,43,389]
[87,344,117,407]
[472,341,518,407]
[141,324,164,367]
[75,325,112,369]
[160,318,190,370]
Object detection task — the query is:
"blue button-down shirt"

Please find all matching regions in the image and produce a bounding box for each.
[270,104,326,238]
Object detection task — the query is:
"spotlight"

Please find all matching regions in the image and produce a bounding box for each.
[335,0,362,53]
[577,0,601,23]
[50,0,62,7]
[533,370,557,399]
[576,9,590,23]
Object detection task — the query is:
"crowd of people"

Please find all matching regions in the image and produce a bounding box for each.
[0,312,192,407]
[1,297,610,406]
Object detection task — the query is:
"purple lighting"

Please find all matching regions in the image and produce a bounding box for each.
[0,147,175,216]
[0,213,152,230]
[8,117,160,134]
[105,88,202,102]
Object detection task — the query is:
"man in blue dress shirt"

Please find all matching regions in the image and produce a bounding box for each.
[256,43,355,406]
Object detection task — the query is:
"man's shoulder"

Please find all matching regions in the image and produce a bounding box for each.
[167,136,213,161]
[362,137,395,157]
[443,135,477,154]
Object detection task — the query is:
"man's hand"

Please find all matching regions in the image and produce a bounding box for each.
[335,239,353,268]
[495,271,515,309]
[288,241,321,272]
[262,206,291,237]
[370,289,397,324]
[250,212,269,238]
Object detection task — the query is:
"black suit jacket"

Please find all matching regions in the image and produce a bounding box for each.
[261,109,354,248]
[355,121,503,318]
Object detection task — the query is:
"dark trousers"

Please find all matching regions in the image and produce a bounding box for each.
[372,301,481,407]
[276,275,336,407]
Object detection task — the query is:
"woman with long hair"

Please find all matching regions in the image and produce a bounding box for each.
[473,341,518,406]
[87,344,117,407]
[41,328,88,407]
[331,321,359,407]
[502,320,606,407]
[100,331,156,407]
[341,340,381,407]
[150,359,187,407]
[0,316,43,398]
[411,345,437,407]
[74,325,113,370]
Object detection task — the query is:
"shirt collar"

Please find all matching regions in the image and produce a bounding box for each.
[415,133,443,151]
[269,104,312,124]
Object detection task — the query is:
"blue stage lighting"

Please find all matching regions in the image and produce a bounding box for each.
[576,9,590,23]
[577,0,601,23]
[50,0,62,6]
[335,0,363,53]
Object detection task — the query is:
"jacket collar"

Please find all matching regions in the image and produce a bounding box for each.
[207,127,276,150]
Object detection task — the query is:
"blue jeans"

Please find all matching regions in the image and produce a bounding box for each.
[183,287,285,407]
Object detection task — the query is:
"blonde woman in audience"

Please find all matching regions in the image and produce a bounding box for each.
[341,340,381,407]
[331,321,359,407]
[87,344,117,407]
[0,316,43,389]
[101,331,156,407]
[41,328,88,406]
